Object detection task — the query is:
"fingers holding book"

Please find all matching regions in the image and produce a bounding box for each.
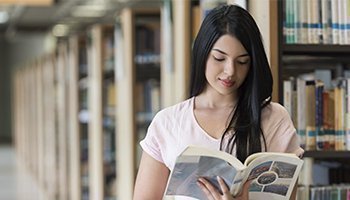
[197,176,248,200]
[233,180,251,200]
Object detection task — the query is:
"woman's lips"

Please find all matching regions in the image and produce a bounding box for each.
[220,79,234,87]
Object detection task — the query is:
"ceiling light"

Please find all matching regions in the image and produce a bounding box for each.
[0,11,9,24]
[0,0,53,6]
[52,24,69,37]
[71,5,107,18]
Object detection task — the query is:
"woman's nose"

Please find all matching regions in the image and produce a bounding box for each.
[224,61,235,76]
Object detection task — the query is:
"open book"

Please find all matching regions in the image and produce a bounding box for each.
[163,146,303,200]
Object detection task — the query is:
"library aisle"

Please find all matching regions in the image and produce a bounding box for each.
[0,145,42,200]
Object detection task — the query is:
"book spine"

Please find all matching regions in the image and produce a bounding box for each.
[294,0,301,43]
[315,80,325,150]
[283,0,287,43]
[307,0,313,43]
[309,185,350,200]
[300,0,309,43]
[331,0,339,44]
[346,78,350,150]
[322,91,331,150]
[283,79,293,116]
[334,78,346,151]
[339,0,346,44]
[317,0,323,43]
[327,0,334,44]
[323,89,335,150]
[297,78,306,149]
[346,0,350,44]
[313,0,320,44]
[305,80,316,150]
[292,83,298,130]
[286,0,293,44]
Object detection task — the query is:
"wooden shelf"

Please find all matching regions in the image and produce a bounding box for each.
[303,151,350,159]
[135,63,160,82]
[282,44,350,56]
[103,70,115,79]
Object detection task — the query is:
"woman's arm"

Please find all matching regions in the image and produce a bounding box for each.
[133,151,170,200]
[290,179,298,200]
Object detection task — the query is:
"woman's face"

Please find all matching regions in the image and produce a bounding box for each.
[205,34,250,97]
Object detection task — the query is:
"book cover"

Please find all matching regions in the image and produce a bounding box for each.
[164,146,303,200]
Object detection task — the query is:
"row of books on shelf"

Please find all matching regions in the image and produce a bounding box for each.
[134,53,161,65]
[298,184,350,200]
[103,81,116,116]
[284,0,350,45]
[283,70,350,151]
[193,0,247,29]
[199,0,228,20]
[102,31,115,73]
[135,79,161,116]
[329,166,350,184]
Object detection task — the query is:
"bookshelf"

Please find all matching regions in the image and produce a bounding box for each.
[134,11,161,170]
[12,27,118,200]
[278,0,350,198]
[100,25,117,199]
[85,24,120,200]
[303,150,350,159]
[115,2,193,199]
[43,54,59,199]
[67,25,118,200]
[173,0,191,102]
[116,5,164,200]
[68,35,81,200]
[56,42,69,200]
[88,25,106,200]
[116,8,135,200]
[282,44,350,55]
[77,33,90,200]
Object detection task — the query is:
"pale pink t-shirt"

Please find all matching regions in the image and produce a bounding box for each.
[140,97,304,170]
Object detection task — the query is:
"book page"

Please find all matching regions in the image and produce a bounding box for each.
[183,145,246,169]
[164,146,246,199]
[244,152,298,166]
[243,155,303,200]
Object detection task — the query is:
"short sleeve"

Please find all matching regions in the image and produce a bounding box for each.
[139,112,165,164]
[262,103,304,158]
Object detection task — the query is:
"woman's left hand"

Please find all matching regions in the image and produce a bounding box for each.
[197,176,250,200]
[197,176,234,200]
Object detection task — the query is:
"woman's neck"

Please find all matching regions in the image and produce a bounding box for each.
[195,89,237,109]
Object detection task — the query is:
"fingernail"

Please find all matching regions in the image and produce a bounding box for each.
[196,180,202,187]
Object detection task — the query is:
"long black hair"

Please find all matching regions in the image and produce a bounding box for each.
[190,4,273,162]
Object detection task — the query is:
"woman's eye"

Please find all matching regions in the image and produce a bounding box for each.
[214,56,225,62]
[237,60,249,65]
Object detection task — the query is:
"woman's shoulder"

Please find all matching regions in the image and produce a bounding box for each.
[154,97,194,120]
[261,101,290,119]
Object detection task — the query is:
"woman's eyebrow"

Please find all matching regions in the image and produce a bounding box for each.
[212,48,249,57]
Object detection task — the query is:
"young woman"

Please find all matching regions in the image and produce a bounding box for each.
[133,4,303,200]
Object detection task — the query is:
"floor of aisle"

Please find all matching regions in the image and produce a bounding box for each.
[0,145,42,200]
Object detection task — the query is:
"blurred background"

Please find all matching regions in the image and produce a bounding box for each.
[3,0,350,200]
[1,0,252,199]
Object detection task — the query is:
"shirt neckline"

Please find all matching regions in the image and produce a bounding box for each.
[190,96,222,142]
